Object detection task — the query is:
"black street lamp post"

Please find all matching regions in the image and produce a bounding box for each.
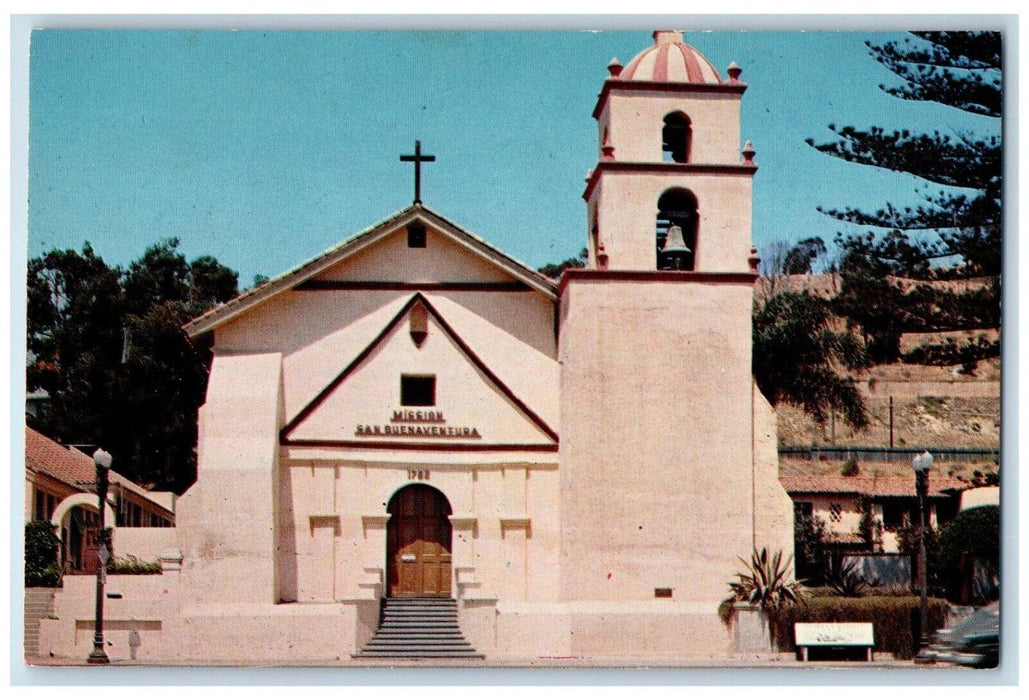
[912,450,935,664]
[86,447,112,665]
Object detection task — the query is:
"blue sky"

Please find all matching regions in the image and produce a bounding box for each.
[27,28,998,286]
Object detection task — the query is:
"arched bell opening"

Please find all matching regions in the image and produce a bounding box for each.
[386,483,453,598]
[661,112,692,163]
[656,188,698,270]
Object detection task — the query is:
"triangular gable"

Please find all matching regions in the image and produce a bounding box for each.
[280,293,558,451]
[184,205,557,338]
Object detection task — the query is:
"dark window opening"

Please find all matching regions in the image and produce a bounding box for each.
[656,188,698,270]
[34,488,46,521]
[661,113,692,163]
[34,490,57,521]
[407,223,427,248]
[794,501,814,520]
[401,374,436,406]
[882,500,911,532]
[935,497,960,527]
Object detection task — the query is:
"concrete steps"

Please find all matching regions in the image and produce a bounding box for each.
[24,587,56,659]
[354,597,482,659]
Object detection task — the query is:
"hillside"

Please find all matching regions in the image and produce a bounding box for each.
[756,275,1001,450]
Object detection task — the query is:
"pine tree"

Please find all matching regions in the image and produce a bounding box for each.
[808,32,1002,365]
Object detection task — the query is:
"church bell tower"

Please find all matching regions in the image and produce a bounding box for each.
[557,31,792,621]
[584,29,756,274]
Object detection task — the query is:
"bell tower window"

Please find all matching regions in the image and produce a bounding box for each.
[656,188,698,271]
[661,113,692,163]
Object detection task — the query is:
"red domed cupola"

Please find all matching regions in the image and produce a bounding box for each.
[620,30,724,84]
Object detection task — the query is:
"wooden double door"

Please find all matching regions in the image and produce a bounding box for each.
[387,484,453,597]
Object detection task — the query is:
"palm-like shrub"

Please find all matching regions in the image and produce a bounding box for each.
[728,548,803,609]
[719,547,804,646]
[825,558,879,597]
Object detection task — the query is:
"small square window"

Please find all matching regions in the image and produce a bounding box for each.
[407,224,426,248]
[401,374,436,406]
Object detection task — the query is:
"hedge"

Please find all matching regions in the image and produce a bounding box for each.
[773,595,949,659]
[106,555,162,575]
[25,520,61,587]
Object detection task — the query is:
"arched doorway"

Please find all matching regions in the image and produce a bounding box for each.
[386,484,453,598]
[66,506,101,575]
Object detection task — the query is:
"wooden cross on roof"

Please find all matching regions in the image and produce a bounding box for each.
[400,140,436,205]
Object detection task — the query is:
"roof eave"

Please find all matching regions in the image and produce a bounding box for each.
[592,78,746,121]
[183,205,557,339]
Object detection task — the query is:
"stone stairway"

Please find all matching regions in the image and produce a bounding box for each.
[24,587,56,659]
[354,597,482,659]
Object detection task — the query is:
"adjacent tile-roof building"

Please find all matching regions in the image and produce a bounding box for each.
[779,474,968,498]
[25,426,175,512]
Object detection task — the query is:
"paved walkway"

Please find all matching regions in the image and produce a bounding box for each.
[24,652,969,670]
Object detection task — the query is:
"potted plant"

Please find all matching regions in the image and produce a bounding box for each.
[720,547,803,652]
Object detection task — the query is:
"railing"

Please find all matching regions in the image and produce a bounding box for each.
[779,446,999,463]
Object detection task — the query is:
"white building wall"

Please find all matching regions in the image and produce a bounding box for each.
[558,278,757,604]
[599,90,744,164]
[279,458,559,605]
[113,528,177,562]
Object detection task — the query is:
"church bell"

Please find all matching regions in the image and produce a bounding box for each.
[660,224,691,269]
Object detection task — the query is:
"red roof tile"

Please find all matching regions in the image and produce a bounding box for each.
[779,474,967,498]
[24,426,169,510]
[25,426,96,490]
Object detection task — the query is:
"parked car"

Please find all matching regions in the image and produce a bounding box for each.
[925,602,999,668]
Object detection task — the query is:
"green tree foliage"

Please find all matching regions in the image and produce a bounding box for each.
[25,520,62,587]
[27,240,239,492]
[854,494,883,551]
[824,557,876,597]
[793,511,830,584]
[897,520,946,598]
[537,248,587,279]
[938,505,999,603]
[783,237,828,275]
[27,245,125,447]
[898,505,1000,603]
[753,291,868,428]
[809,32,1002,364]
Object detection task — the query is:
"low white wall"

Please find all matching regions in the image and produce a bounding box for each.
[494,601,730,658]
[113,527,177,562]
[960,487,1000,511]
[39,572,176,661]
[39,569,375,663]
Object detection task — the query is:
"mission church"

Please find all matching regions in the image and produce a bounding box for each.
[40,30,794,662]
